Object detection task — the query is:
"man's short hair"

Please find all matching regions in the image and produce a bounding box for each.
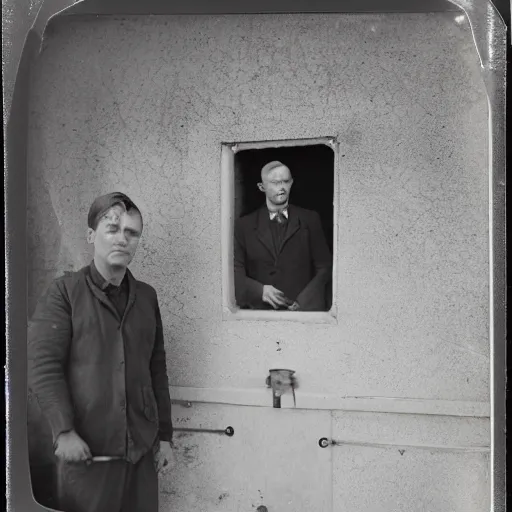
[87,192,142,230]
[260,160,289,180]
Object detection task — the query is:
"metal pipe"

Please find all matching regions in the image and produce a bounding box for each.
[174,426,235,436]
[318,437,490,453]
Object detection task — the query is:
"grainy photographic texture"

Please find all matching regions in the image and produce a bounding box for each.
[4,2,506,512]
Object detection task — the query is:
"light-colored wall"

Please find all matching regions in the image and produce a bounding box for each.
[27,13,490,511]
[2,0,44,131]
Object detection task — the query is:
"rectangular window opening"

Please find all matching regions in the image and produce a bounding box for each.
[221,137,338,323]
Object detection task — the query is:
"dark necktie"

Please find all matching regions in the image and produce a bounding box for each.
[273,211,287,224]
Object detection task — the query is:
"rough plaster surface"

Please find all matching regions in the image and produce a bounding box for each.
[331,412,490,512]
[164,402,332,511]
[162,404,489,511]
[334,447,489,511]
[2,0,43,129]
[28,13,489,403]
[26,12,490,511]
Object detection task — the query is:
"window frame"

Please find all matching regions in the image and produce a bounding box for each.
[221,136,339,324]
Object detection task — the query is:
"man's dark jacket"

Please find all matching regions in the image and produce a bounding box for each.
[27,264,173,463]
[234,204,332,310]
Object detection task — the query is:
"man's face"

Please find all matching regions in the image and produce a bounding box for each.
[87,205,142,269]
[259,165,293,207]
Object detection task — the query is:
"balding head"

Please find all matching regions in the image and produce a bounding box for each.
[260,160,290,182]
[258,160,293,208]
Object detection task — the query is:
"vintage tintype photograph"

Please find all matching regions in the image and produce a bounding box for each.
[4,1,507,512]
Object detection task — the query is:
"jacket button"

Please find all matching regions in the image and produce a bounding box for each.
[120,399,126,408]
[269,270,276,276]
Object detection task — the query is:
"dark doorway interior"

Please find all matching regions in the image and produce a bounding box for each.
[234,143,335,310]
[234,144,335,252]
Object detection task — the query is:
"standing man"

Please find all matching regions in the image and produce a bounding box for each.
[234,161,332,311]
[28,192,175,512]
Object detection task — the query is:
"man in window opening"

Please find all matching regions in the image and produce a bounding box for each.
[27,192,175,512]
[234,160,332,311]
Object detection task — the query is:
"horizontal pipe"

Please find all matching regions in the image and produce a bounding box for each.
[321,438,490,453]
[170,387,490,418]
[174,426,235,436]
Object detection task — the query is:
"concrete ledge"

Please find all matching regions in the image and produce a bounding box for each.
[222,308,338,324]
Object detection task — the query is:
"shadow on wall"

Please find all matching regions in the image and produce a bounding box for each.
[27,390,58,508]
[27,176,62,316]
[27,180,62,508]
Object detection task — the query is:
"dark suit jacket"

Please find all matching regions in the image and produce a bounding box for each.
[27,264,173,464]
[234,205,332,311]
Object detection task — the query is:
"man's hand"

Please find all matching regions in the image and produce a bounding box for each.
[288,301,300,311]
[54,430,92,462]
[262,285,293,309]
[155,441,176,473]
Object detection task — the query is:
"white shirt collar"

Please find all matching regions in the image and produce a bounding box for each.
[269,208,289,220]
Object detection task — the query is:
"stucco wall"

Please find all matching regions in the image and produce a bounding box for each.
[27,12,490,511]
[2,0,44,131]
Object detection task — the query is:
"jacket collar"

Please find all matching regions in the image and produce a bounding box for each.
[255,204,301,257]
[90,260,121,291]
[280,205,300,250]
[86,261,137,322]
[268,207,289,221]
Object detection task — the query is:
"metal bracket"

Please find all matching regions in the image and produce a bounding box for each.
[174,426,235,437]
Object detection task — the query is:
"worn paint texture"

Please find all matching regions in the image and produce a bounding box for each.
[332,412,490,511]
[165,403,331,510]
[27,13,489,511]
[2,0,44,129]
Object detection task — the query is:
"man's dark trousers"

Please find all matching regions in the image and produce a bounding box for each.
[56,449,158,512]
